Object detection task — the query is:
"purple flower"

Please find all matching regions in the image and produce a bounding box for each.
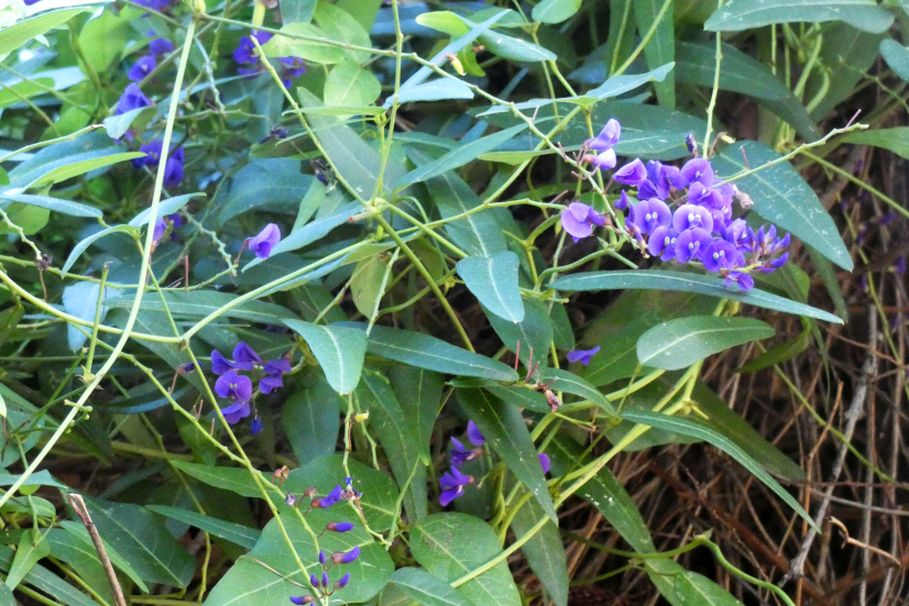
[327,521,354,532]
[220,401,251,424]
[336,573,351,589]
[702,239,745,273]
[148,37,175,55]
[334,545,360,564]
[232,341,262,370]
[210,349,234,375]
[588,118,621,151]
[233,31,274,71]
[317,485,343,508]
[538,453,551,475]
[638,160,673,200]
[163,147,184,188]
[278,56,307,87]
[647,226,678,261]
[290,596,312,605]
[134,0,173,10]
[248,223,282,259]
[115,83,151,114]
[614,158,647,187]
[724,271,755,291]
[627,198,671,236]
[449,437,472,467]
[587,148,617,171]
[674,228,712,263]
[134,139,162,168]
[321,571,329,587]
[466,420,484,447]
[250,417,264,435]
[128,54,157,82]
[672,203,714,233]
[259,358,291,394]
[560,202,605,242]
[215,370,253,403]
[566,346,600,366]
[438,467,472,507]
[679,157,715,188]
[614,190,629,210]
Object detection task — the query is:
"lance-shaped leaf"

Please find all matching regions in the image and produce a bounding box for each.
[636,315,774,370]
[456,251,525,323]
[283,320,367,394]
[704,0,893,34]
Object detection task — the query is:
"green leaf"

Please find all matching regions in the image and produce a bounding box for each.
[81,497,196,588]
[6,531,50,591]
[282,374,342,463]
[107,290,296,325]
[481,28,556,62]
[361,324,518,381]
[129,192,204,227]
[511,497,568,606]
[62,281,120,351]
[880,39,909,81]
[488,298,553,368]
[636,316,774,371]
[704,0,893,33]
[675,42,818,140]
[78,9,129,71]
[47,527,116,604]
[57,520,150,592]
[324,60,381,111]
[172,461,270,500]
[358,371,427,521]
[713,140,852,271]
[0,8,87,57]
[843,126,909,160]
[283,320,367,394]
[458,389,557,522]
[634,0,675,107]
[621,410,817,530]
[675,571,744,605]
[539,367,617,417]
[313,0,373,64]
[411,513,521,606]
[809,23,883,119]
[0,192,100,217]
[395,124,527,187]
[553,270,842,323]
[0,77,55,108]
[455,251,525,323]
[0,544,99,606]
[351,253,389,318]
[62,225,136,272]
[394,78,475,104]
[532,0,582,24]
[281,0,316,22]
[387,366,443,467]
[262,21,346,64]
[384,567,472,606]
[737,326,810,373]
[146,506,260,549]
[25,151,144,187]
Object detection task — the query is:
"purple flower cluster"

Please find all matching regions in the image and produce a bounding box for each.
[564,120,791,291]
[210,341,291,428]
[233,31,307,88]
[133,140,185,188]
[439,421,550,507]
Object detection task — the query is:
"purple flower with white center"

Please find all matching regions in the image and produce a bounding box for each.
[333,545,360,564]
[438,467,472,507]
[336,573,351,589]
[148,37,175,55]
[220,401,251,424]
[538,453,551,475]
[721,218,754,251]
[587,148,617,171]
[115,83,151,114]
[259,358,291,394]
[215,370,253,403]
[647,226,678,261]
[232,341,262,370]
[317,485,343,508]
[627,198,671,236]
[560,202,605,242]
[566,346,600,366]
[466,420,484,447]
[248,223,282,259]
[587,118,621,151]
[327,521,354,532]
[614,158,647,187]
[674,228,712,263]
[702,239,745,273]
[128,54,157,82]
[679,157,715,187]
[672,203,714,233]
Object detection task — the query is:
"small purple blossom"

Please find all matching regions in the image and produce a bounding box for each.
[327,521,355,532]
[128,54,157,82]
[647,226,678,261]
[134,0,173,11]
[336,573,351,589]
[220,401,251,424]
[674,228,712,263]
[317,485,343,508]
[334,545,360,564]
[672,203,714,233]
[538,452,551,475]
[232,341,262,370]
[449,437,472,467]
[560,202,605,242]
[289,596,312,605]
[627,198,671,236]
[679,157,715,188]
[466,420,484,447]
[215,370,253,403]
[614,158,648,187]
[250,417,264,435]
[233,31,274,69]
[702,239,745,273]
[115,83,151,114]
[133,140,184,188]
[248,223,282,259]
[259,358,291,394]
[210,349,234,375]
[587,148,617,170]
[438,467,472,507]
[566,346,600,366]
[148,37,175,55]
[588,118,621,151]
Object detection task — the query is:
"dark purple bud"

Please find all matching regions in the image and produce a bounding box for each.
[309,574,319,588]
[321,571,329,588]
[538,452,551,475]
[336,573,351,589]
[177,362,196,375]
[289,596,312,605]
[250,417,263,435]
[466,420,484,447]
[566,346,600,366]
[318,550,327,565]
[333,545,360,564]
[316,485,343,508]
[148,37,175,55]
[327,521,355,532]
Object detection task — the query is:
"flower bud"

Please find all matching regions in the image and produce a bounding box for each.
[336,572,351,589]
[327,521,354,532]
[285,493,297,507]
[332,545,360,564]
[321,571,329,587]
[289,596,312,605]
[309,574,319,587]
[318,550,327,565]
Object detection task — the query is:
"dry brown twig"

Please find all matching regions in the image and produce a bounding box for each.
[66,493,128,606]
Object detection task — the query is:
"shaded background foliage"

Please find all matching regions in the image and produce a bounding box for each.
[0,0,907,605]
